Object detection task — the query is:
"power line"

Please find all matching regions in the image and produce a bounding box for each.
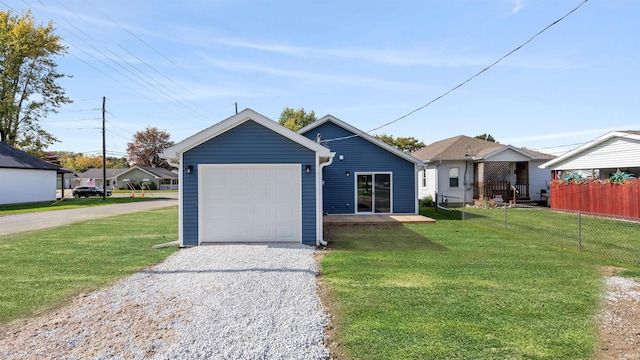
[321,0,590,144]
[27,0,212,123]
[82,0,200,81]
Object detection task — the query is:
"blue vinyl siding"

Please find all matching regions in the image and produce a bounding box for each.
[301,122,417,214]
[182,120,317,246]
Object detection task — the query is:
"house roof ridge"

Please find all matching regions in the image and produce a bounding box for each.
[298,115,424,166]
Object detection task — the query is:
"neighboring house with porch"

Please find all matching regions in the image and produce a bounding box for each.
[539,130,640,180]
[77,166,178,190]
[0,140,63,205]
[412,135,555,205]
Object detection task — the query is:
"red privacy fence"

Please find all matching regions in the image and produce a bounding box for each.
[550,180,640,218]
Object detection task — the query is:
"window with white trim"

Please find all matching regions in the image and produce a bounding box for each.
[449,167,459,188]
[422,170,426,187]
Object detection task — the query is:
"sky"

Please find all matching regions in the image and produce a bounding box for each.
[2,0,639,158]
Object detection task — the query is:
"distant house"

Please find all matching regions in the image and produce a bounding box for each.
[58,168,80,189]
[0,140,64,205]
[77,166,178,190]
[540,130,640,179]
[412,135,555,205]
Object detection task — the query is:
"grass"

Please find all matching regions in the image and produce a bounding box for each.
[0,196,170,216]
[458,206,640,272]
[321,207,606,360]
[0,206,178,324]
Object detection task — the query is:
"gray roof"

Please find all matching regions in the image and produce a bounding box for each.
[79,168,128,179]
[412,135,554,162]
[137,166,178,179]
[78,166,178,180]
[0,141,60,171]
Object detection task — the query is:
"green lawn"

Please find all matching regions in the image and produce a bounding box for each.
[0,207,178,323]
[1,203,634,359]
[460,206,640,270]
[321,207,608,359]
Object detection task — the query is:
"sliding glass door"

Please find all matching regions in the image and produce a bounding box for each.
[356,173,391,213]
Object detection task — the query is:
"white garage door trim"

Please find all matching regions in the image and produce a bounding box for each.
[198,164,302,244]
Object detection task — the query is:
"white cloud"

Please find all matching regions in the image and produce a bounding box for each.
[199,55,430,91]
[511,0,527,15]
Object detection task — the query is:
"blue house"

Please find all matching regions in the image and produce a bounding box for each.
[161,109,333,247]
[298,115,424,215]
[161,109,424,247]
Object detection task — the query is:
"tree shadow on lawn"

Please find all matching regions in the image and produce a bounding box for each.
[323,224,448,252]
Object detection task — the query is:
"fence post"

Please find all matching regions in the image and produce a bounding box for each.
[504,204,508,231]
[462,196,465,221]
[578,211,582,251]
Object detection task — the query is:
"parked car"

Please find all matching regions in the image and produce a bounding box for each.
[72,186,112,198]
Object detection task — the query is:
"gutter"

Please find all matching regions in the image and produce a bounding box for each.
[316,152,336,247]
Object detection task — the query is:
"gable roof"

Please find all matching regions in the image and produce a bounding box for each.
[297,115,425,166]
[412,135,553,163]
[137,166,178,179]
[78,166,178,180]
[161,108,332,159]
[0,141,60,171]
[78,168,128,179]
[540,130,640,169]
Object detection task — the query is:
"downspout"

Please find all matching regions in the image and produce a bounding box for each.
[316,153,335,246]
[435,160,441,203]
[415,163,426,213]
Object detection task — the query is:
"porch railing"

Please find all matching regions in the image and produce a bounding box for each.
[159,184,179,190]
[474,181,529,200]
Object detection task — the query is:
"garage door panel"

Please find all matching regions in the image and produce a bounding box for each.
[199,164,301,243]
[276,226,295,238]
[254,225,273,239]
[276,207,294,219]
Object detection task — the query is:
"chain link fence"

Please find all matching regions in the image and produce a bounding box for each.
[436,194,640,267]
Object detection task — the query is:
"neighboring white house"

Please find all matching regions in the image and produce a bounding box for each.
[0,140,62,205]
[412,135,555,205]
[540,130,640,179]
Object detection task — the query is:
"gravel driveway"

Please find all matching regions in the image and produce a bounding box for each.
[0,244,330,360]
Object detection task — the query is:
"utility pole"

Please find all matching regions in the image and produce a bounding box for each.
[102,96,107,200]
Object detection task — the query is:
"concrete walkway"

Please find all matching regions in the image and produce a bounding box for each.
[0,199,177,237]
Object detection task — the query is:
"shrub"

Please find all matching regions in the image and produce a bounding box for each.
[420,195,434,207]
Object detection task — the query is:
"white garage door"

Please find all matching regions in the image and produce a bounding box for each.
[199,164,302,243]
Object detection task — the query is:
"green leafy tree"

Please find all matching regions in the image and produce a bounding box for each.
[73,155,103,173]
[126,126,174,169]
[278,107,316,131]
[374,133,426,153]
[58,152,127,172]
[106,156,127,169]
[0,10,71,153]
[475,133,496,142]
